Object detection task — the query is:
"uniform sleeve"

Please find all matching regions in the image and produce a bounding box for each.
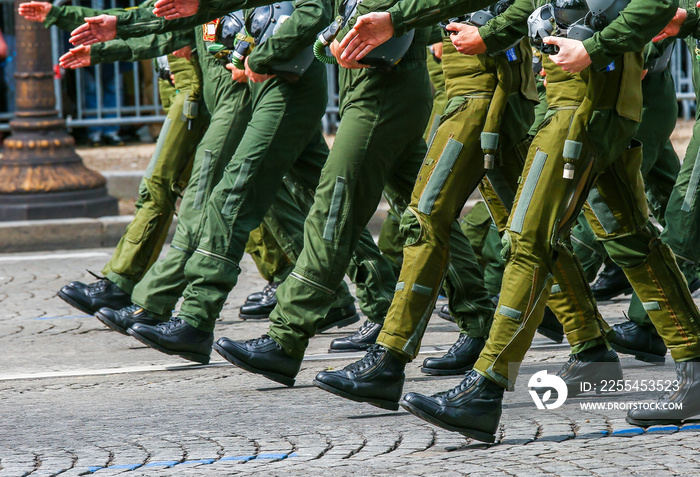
[90,29,196,64]
[114,0,274,39]
[43,4,128,31]
[582,0,679,70]
[246,0,331,74]
[477,0,530,54]
[387,0,495,37]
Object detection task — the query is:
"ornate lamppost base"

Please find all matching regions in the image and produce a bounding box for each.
[0,188,118,221]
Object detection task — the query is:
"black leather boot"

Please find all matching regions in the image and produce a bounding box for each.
[314,345,406,410]
[214,335,301,387]
[536,307,564,343]
[421,334,485,376]
[556,345,623,397]
[95,304,164,335]
[245,281,280,305]
[317,303,360,332]
[627,361,700,426]
[591,262,632,301]
[401,370,504,443]
[437,304,456,323]
[128,317,213,364]
[610,320,667,363]
[58,274,131,315]
[239,284,278,320]
[329,320,382,352]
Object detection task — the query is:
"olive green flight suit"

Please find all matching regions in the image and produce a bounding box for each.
[245,225,293,283]
[570,42,682,288]
[103,55,207,293]
[43,3,209,294]
[469,0,700,388]
[374,35,612,361]
[264,15,495,359]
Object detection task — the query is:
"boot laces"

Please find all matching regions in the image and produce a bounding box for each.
[435,371,480,400]
[248,334,276,347]
[157,317,183,331]
[353,320,375,337]
[447,333,469,355]
[345,345,384,373]
[87,279,110,292]
[121,303,142,315]
[262,282,280,298]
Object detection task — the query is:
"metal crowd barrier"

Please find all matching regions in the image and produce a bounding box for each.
[0,0,696,133]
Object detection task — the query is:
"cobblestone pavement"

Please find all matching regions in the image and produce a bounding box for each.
[1,248,700,476]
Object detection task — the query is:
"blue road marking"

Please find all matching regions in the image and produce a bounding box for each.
[142,461,179,468]
[647,426,679,433]
[611,428,644,436]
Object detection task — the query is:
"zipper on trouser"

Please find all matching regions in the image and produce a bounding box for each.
[290,272,335,296]
[194,248,241,272]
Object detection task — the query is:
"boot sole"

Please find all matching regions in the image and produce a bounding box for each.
[610,342,666,363]
[213,342,295,387]
[57,290,99,316]
[400,398,496,443]
[312,379,399,411]
[94,310,131,335]
[239,312,271,320]
[420,364,473,376]
[536,327,564,344]
[127,328,210,364]
[318,313,360,333]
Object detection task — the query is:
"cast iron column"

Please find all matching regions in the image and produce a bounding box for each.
[0,0,118,221]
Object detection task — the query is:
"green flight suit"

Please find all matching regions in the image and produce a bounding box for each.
[128,24,253,318]
[460,202,504,297]
[466,0,700,388]
[43,3,206,294]
[264,3,495,360]
[173,4,360,331]
[103,55,207,293]
[112,2,406,327]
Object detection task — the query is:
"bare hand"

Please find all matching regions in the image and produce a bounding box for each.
[0,32,7,61]
[430,41,443,60]
[544,36,591,73]
[59,44,91,69]
[330,39,368,69]
[339,12,394,61]
[244,56,274,83]
[447,23,486,55]
[172,45,192,61]
[17,1,51,22]
[153,0,198,19]
[653,8,687,42]
[70,15,117,46]
[226,63,248,83]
